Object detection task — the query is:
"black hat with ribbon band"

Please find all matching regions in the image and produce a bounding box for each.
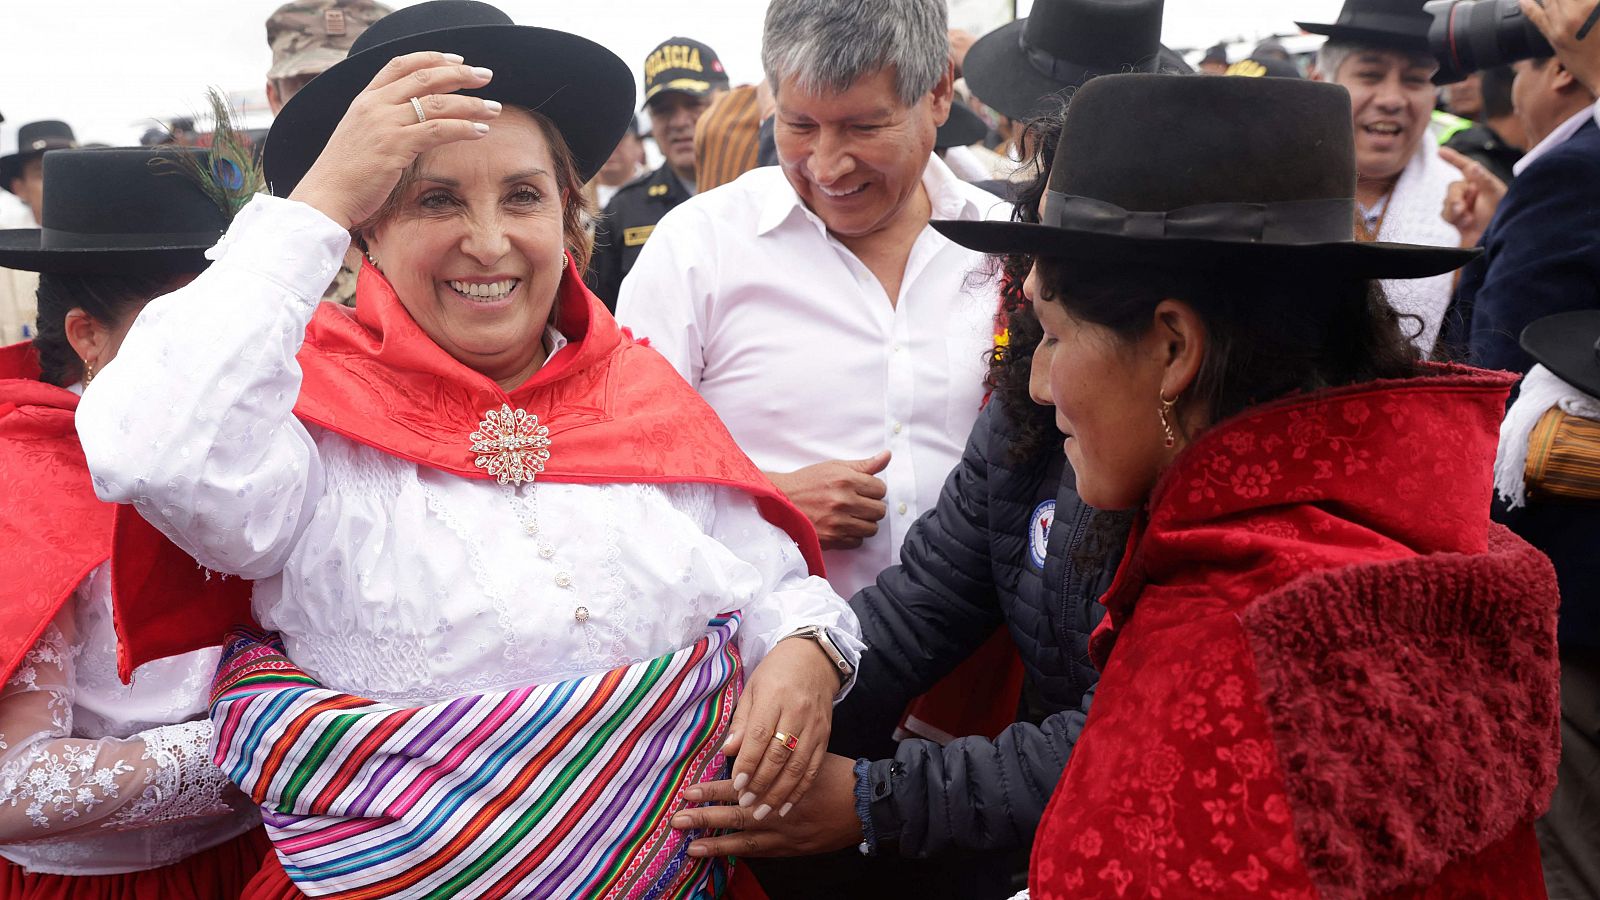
[262,0,636,195]
[1,120,78,192]
[1296,0,1434,53]
[0,147,228,275]
[962,0,1182,124]
[1522,311,1600,399]
[931,74,1477,279]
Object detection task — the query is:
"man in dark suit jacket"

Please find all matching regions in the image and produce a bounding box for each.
[1444,55,1600,376]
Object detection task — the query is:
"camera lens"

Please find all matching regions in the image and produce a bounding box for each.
[1426,0,1554,84]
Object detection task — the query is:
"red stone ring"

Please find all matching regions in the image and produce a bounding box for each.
[772,731,800,752]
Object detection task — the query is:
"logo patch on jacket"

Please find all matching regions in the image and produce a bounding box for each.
[624,225,656,247]
[1029,500,1055,570]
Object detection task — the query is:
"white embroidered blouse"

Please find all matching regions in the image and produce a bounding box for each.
[0,565,258,875]
[76,195,863,709]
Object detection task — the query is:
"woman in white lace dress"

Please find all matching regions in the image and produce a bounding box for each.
[77,4,861,897]
[0,146,268,897]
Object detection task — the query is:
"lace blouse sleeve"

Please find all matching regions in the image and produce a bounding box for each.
[0,617,232,844]
[702,487,864,697]
[75,194,351,580]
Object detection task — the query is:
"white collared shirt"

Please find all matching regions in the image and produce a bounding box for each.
[616,155,1008,597]
[1515,105,1596,177]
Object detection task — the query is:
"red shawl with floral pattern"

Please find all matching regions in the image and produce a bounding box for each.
[111,262,822,679]
[0,341,113,685]
[1030,366,1559,900]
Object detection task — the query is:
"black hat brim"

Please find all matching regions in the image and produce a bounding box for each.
[1521,310,1600,398]
[263,24,636,195]
[1294,21,1431,53]
[931,218,1478,280]
[962,19,1180,123]
[0,230,213,275]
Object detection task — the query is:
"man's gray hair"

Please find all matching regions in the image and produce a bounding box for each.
[1314,40,1439,80]
[762,0,949,106]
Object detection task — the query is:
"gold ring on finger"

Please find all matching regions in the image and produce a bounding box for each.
[771,731,800,752]
[410,96,427,124]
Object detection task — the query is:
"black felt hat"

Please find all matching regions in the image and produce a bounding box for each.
[1296,0,1434,53]
[962,0,1179,123]
[936,100,988,150]
[1522,311,1600,398]
[1,120,78,192]
[262,0,636,195]
[0,147,228,275]
[932,74,1476,278]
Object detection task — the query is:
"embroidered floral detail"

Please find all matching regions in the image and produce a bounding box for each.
[469,404,552,486]
[0,743,133,828]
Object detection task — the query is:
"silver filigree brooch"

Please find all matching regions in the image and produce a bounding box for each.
[470,404,552,485]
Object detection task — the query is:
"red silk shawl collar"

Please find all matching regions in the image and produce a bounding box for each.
[112,262,822,679]
[1089,364,1521,667]
[0,341,113,685]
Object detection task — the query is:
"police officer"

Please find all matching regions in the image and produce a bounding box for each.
[587,37,729,309]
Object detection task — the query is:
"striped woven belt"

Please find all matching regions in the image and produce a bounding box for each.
[209,616,743,899]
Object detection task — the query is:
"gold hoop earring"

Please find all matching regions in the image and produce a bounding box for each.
[83,359,95,387]
[1159,391,1179,449]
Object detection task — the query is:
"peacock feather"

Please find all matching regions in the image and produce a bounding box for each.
[148,87,264,222]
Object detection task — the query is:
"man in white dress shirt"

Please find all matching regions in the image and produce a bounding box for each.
[617,0,1004,597]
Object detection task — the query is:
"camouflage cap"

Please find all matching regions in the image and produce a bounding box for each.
[267,0,394,80]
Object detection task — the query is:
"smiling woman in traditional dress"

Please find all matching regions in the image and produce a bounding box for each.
[0,146,267,898]
[75,2,861,898]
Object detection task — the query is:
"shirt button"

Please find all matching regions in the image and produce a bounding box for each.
[897,503,908,515]
[893,422,903,435]
[892,344,903,354]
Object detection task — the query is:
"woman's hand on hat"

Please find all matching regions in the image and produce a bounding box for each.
[288,51,502,230]
[714,635,841,828]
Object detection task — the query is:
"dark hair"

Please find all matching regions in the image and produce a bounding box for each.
[1032,259,1423,433]
[1479,65,1517,120]
[985,112,1064,462]
[33,272,178,387]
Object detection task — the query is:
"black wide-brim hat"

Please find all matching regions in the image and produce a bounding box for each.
[963,0,1185,124]
[932,74,1477,279]
[1296,0,1433,53]
[936,100,988,150]
[1522,311,1600,398]
[262,0,635,195]
[0,147,228,275]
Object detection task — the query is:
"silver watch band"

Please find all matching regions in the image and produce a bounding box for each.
[788,625,853,684]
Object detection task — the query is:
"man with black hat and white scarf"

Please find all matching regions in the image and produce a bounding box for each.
[586,37,730,308]
[1302,0,1465,356]
[0,120,77,345]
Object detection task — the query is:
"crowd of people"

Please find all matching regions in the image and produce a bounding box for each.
[0,0,1597,897]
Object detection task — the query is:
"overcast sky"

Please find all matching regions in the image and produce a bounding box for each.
[1,0,1345,149]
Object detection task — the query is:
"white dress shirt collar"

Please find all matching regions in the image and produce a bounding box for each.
[1515,105,1595,176]
[755,153,982,238]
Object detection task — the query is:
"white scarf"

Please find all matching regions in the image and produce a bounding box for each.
[1374,135,1463,356]
[1494,365,1600,509]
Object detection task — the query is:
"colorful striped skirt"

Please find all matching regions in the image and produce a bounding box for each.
[209,615,744,899]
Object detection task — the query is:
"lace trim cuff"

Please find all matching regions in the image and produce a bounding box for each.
[104,721,230,830]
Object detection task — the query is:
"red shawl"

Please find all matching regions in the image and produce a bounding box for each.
[0,342,114,685]
[1031,366,1559,899]
[113,261,823,679]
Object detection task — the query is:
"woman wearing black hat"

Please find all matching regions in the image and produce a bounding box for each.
[0,146,268,898]
[936,73,1557,898]
[75,3,860,898]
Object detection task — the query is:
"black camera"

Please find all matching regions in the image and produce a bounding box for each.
[1425,0,1554,84]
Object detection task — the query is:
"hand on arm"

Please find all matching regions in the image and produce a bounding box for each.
[765,451,892,550]
[672,752,861,857]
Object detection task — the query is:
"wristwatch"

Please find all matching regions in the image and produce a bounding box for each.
[785,625,855,685]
